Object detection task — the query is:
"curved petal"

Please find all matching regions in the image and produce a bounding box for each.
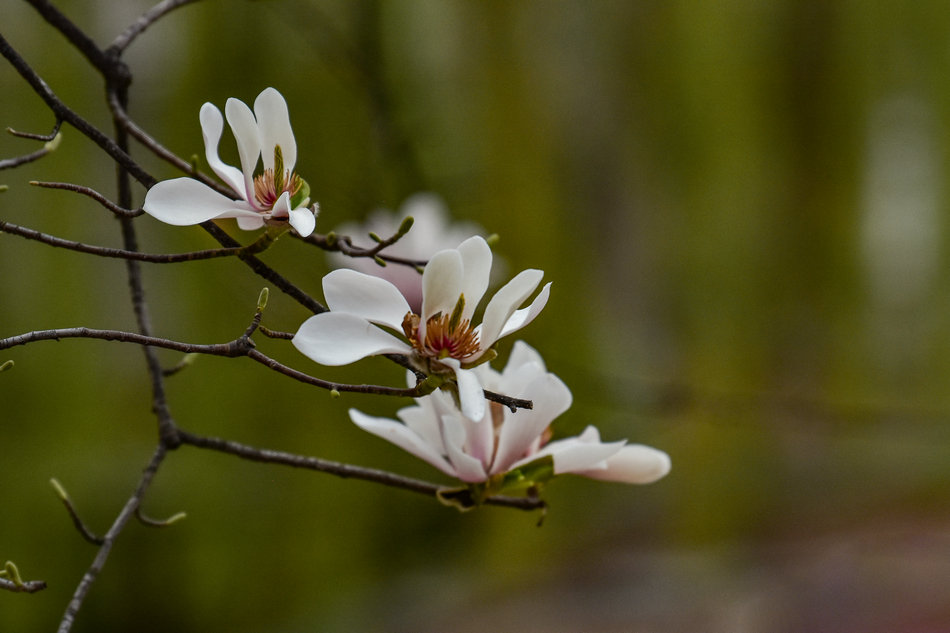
[236,214,266,231]
[479,269,544,349]
[440,413,488,482]
[456,236,492,320]
[224,97,261,200]
[323,269,411,331]
[350,409,457,478]
[578,445,671,484]
[254,87,296,171]
[420,248,463,341]
[199,103,245,196]
[523,426,626,475]
[396,405,446,455]
[498,282,551,340]
[288,207,316,237]
[143,177,257,226]
[293,312,409,365]
[491,373,572,474]
[441,358,485,422]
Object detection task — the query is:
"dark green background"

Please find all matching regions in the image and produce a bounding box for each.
[3,1,950,631]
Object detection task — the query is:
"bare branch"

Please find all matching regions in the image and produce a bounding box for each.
[108,0,202,55]
[50,479,105,546]
[57,445,167,633]
[176,430,546,512]
[30,180,141,217]
[0,577,48,594]
[7,119,62,141]
[0,219,282,263]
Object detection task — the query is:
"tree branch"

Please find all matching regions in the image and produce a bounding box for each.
[176,430,546,511]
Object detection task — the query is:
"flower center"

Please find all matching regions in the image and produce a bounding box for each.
[402,295,481,361]
[253,144,304,210]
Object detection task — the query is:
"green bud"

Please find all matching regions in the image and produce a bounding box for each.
[0,359,13,372]
[325,231,338,247]
[330,389,341,399]
[0,185,8,193]
[49,478,69,501]
[189,154,199,175]
[368,232,382,243]
[44,132,62,152]
[373,256,387,267]
[2,561,23,587]
[485,233,500,247]
[397,215,415,236]
[257,287,270,310]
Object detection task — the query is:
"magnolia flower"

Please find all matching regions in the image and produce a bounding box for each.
[143,87,317,237]
[329,193,487,311]
[349,342,671,495]
[293,235,550,420]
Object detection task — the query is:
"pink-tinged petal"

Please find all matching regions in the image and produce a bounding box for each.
[456,236,492,320]
[323,269,411,331]
[441,358,485,422]
[224,97,262,200]
[479,269,544,349]
[578,445,671,484]
[498,282,551,339]
[293,312,409,365]
[199,103,246,196]
[440,413,488,482]
[491,374,572,474]
[254,87,296,171]
[349,409,457,478]
[236,215,265,231]
[143,177,257,226]
[396,405,447,455]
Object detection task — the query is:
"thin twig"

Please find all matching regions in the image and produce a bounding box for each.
[0,219,262,262]
[57,446,167,633]
[51,479,106,545]
[0,33,154,187]
[299,231,428,269]
[7,119,62,141]
[108,0,202,54]
[30,180,141,217]
[0,326,534,410]
[176,430,546,511]
[0,577,47,594]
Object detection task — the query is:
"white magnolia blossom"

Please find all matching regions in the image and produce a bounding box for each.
[349,341,671,486]
[293,235,550,420]
[143,87,317,237]
[329,193,487,311]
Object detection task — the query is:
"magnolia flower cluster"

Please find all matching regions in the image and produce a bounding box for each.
[142,88,670,500]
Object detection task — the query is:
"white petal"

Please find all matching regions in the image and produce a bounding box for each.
[441,358,485,422]
[143,177,258,226]
[349,409,457,478]
[522,426,626,475]
[504,341,546,375]
[491,374,572,474]
[293,312,409,365]
[421,247,463,317]
[455,236,492,320]
[236,214,265,230]
[254,87,297,171]
[323,269,411,331]
[396,405,447,455]
[498,282,551,339]
[224,96,261,201]
[199,103,246,196]
[578,444,671,484]
[479,269,544,348]
[441,413,488,482]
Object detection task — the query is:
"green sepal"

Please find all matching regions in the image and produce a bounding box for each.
[496,455,555,495]
[290,177,310,209]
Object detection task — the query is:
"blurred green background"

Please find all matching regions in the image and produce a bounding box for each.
[3,1,950,631]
